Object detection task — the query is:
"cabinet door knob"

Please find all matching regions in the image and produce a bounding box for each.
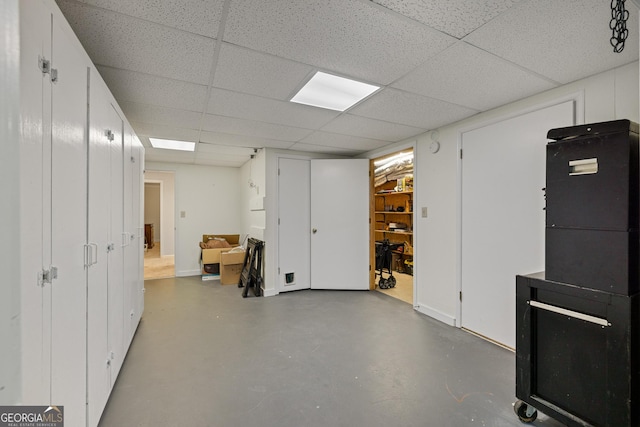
[312,228,317,234]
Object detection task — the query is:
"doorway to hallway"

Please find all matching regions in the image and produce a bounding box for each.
[371,149,414,305]
[144,171,175,280]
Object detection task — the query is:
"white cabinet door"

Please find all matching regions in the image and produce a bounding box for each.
[50,17,88,423]
[123,126,143,347]
[460,101,574,348]
[310,159,369,290]
[278,158,311,292]
[107,105,125,379]
[87,78,123,426]
[18,3,51,403]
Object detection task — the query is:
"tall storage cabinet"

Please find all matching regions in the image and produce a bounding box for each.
[11,2,145,426]
[515,120,640,426]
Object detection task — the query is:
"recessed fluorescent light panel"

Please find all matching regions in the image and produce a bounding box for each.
[149,138,195,152]
[290,71,380,112]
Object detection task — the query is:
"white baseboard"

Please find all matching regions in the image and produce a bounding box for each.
[176,269,200,277]
[262,287,278,297]
[415,304,457,327]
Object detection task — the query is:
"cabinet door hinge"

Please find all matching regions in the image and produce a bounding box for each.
[38,56,58,82]
[38,56,50,74]
[38,266,58,287]
[459,149,463,159]
[459,291,463,301]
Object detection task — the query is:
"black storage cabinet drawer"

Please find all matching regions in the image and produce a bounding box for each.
[546,119,639,231]
[545,228,639,295]
[515,273,640,427]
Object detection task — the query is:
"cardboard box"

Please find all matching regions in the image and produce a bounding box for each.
[201,234,240,265]
[220,250,246,285]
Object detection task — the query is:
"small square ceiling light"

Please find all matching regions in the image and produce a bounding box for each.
[149,138,195,151]
[290,71,380,112]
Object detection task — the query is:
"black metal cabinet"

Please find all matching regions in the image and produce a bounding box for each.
[515,273,640,427]
[545,119,640,295]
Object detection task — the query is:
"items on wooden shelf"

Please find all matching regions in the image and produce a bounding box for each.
[374,177,413,273]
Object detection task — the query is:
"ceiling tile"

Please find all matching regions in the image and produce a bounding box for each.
[464,0,639,84]
[207,88,340,129]
[351,88,478,129]
[144,147,195,164]
[120,102,203,130]
[201,114,313,142]
[199,130,295,150]
[392,42,557,111]
[223,0,456,85]
[287,142,360,156]
[96,66,208,112]
[74,0,224,38]
[213,43,314,100]
[301,131,390,151]
[372,0,520,39]
[321,114,426,142]
[129,121,200,143]
[57,0,214,85]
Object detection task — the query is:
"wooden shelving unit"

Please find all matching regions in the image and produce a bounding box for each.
[374,181,413,274]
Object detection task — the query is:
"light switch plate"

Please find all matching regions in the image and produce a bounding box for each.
[422,207,428,218]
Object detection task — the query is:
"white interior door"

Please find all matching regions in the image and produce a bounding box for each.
[278,158,311,292]
[461,100,575,348]
[311,159,369,290]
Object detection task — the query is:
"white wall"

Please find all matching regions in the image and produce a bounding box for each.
[0,0,21,404]
[145,162,242,276]
[239,149,266,241]
[366,61,639,326]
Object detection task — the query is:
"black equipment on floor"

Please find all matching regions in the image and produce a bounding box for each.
[375,239,402,289]
[238,238,264,298]
[514,120,640,427]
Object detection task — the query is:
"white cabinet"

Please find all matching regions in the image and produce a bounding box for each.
[13,2,145,426]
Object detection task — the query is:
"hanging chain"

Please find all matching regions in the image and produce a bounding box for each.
[610,0,629,53]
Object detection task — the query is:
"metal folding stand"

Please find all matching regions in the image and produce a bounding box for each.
[238,238,264,298]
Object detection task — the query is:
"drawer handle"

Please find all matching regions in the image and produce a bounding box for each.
[569,158,598,175]
[528,300,611,327]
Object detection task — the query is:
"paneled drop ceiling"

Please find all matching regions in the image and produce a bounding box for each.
[56,0,639,167]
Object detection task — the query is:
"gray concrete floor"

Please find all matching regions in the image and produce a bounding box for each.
[98,276,565,427]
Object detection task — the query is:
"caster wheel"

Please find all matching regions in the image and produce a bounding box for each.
[514,400,537,423]
[387,276,396,288]
[379,278,388,289]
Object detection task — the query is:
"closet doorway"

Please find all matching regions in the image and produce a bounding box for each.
[144,171,175,279]
[371,149,414,304]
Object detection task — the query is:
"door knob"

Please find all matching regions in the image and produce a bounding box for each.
[312,228,317,234]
